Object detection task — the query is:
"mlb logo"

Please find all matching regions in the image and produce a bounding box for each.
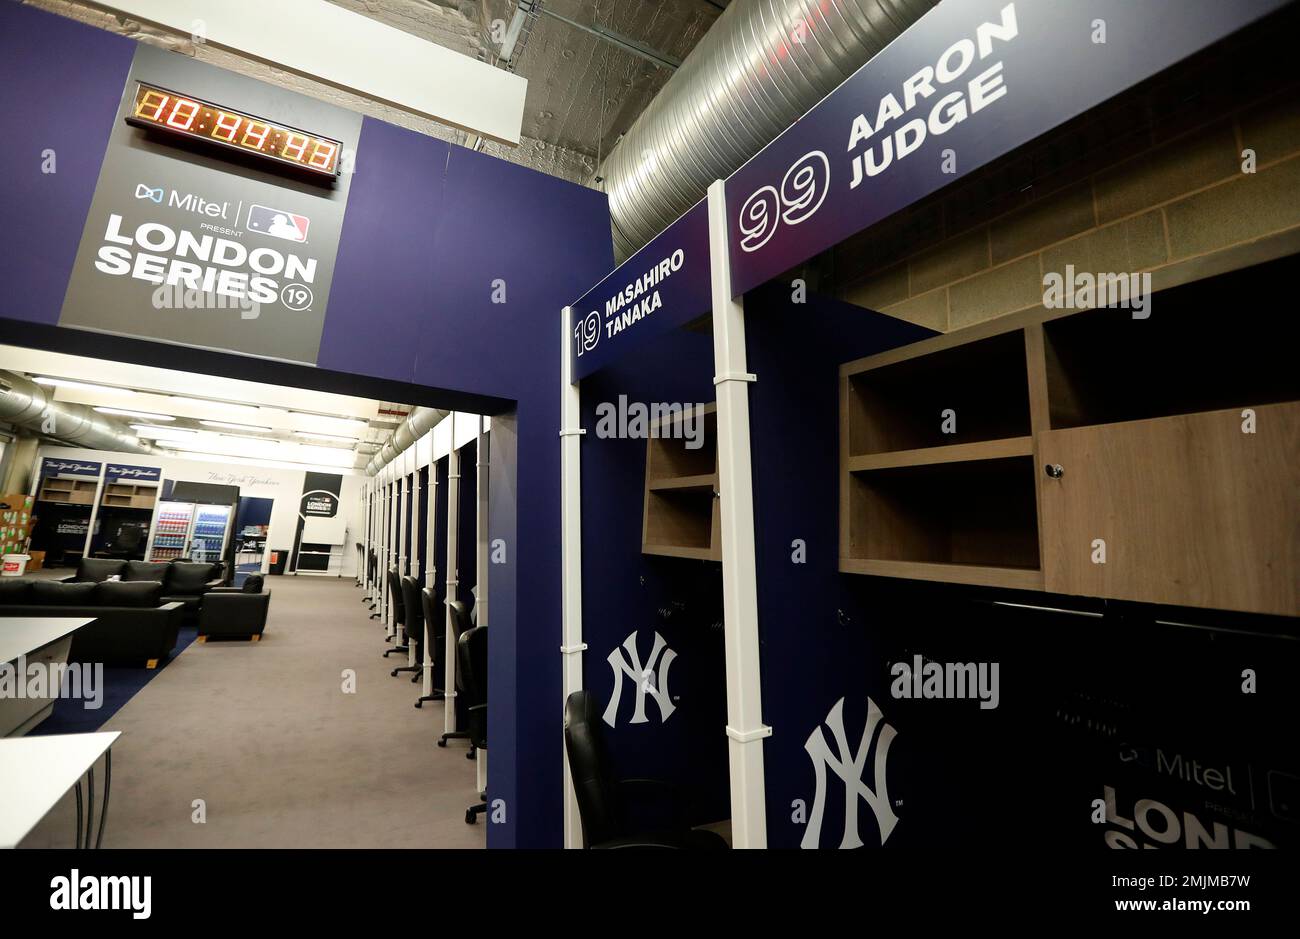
[247,204,309,243]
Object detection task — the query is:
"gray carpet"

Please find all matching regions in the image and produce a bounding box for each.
[23,575,486,848]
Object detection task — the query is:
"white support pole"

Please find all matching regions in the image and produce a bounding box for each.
[559,305,586,849]
[476,416,489,629]
[443,413,460,735]
[707,179,770,849]
[81,465,108,559]
[407,469,419,667]
[423,447,438,698]
[387,477,398,639]
[476,414,489,798]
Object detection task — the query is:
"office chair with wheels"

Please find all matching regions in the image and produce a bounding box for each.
[415,586,445,707]
[461,624,488,824]
[382,568,408,658]
[391,576,423,677]
[563,690,728,849]
[437,600,475,751]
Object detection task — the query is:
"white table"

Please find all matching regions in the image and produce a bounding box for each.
[0,732,121,849]
[0,617,94,737]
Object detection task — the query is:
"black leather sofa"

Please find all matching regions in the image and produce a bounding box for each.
[0,577,184,667]
[63,558,223,624]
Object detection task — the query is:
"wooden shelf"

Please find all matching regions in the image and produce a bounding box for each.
[843,456,1041,572]
[844,328,1031,456]
[847,437,1032,472]
[101,483,157,510]
[838,257,1299,616]
[643,543,720,562]
[648,473,717,492]
[643,404,721,561]
[37,479,97,505]
[838,558,1044,591]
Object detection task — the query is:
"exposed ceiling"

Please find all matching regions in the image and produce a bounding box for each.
[0,345,414,471]
[31,0,726,185]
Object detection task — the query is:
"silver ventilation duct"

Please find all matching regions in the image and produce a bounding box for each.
[600,0,937,261]
[364,406,449,476]
[0,371,155,454]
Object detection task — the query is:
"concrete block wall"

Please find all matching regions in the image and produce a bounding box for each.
[832,31,1300,333]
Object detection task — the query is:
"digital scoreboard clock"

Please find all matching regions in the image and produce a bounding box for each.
[125,82,343,178]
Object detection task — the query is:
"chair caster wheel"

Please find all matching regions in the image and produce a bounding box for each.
[466,750,475,760]
[414,701,422,708]
[465,809,476,825]
[437,740,447,748]
[390,669,400,677]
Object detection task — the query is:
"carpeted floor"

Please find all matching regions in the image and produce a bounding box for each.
[22,575,486,848]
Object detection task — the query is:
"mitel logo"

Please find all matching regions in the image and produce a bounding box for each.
[134,183,163,203]
[802,697,899,849]
[49,869,151,919]
[132,182,230,219]
[603,630,676,726]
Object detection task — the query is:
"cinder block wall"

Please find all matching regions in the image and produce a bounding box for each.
[832,28,1300,333]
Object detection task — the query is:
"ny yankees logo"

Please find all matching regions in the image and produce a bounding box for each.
[603,630,677,727]
[802,696,898,849]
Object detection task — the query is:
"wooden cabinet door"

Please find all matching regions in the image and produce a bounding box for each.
[1038,404,1298,616]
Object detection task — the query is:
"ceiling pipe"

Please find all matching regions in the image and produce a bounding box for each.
[364,406,450,476]
[0,371,156,454]
[598,0,937,261]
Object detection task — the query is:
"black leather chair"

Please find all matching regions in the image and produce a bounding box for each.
[415,586,445,707]
[391,576,424,678]
[363,550,380,618]
[437,600,475,751]
[197,589,271,641]
[563,690,728,849]
[382,568,407,658]
[460,624,488,824]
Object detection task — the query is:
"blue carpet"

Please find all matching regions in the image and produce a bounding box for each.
[29,626,199,735]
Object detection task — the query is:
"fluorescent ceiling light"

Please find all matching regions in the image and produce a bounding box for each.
[199,420,272,432]
[294,431,356,443]
[166,445,354,469]
[171,396,262,416]
[35,377,134,395]
[294,414,367,432]
[131,424,196,440]
[219,433,276,443]
[95,406,174,421]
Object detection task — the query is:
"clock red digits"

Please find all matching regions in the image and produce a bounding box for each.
[241,121,271,151]
[212,111,241,142]
[137,90,170,122]
[283,132,309,162]
[166,97,200,130]
[308,141,337,171]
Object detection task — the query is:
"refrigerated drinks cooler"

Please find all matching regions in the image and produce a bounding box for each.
[146,501,234,563]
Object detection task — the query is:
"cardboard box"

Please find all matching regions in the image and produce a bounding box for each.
[26,550,44,571]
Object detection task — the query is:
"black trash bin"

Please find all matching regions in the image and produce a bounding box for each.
[268,549,290,575]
